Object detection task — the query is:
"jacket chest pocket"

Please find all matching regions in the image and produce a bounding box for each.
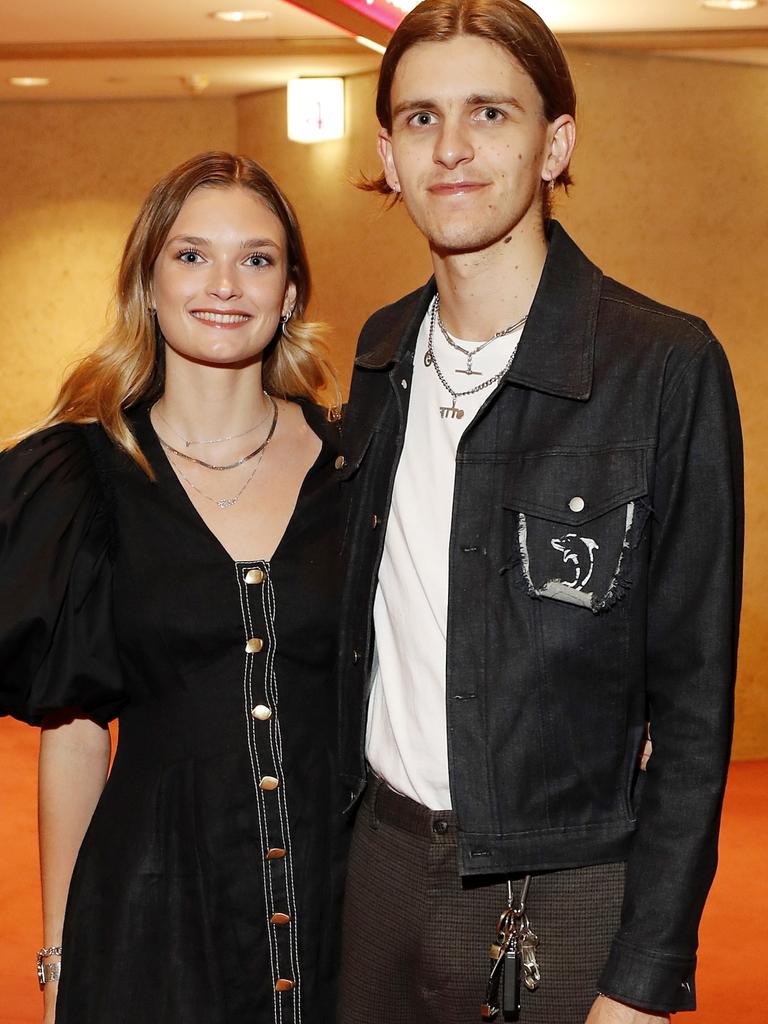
[503,448,649,613]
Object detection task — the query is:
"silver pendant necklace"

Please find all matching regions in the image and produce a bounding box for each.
[435,302,527,377]
[169,451,266,510]
[154,396,278,471]
[153,400,279,510]
[426,296,524,420]
[154,390,273,447]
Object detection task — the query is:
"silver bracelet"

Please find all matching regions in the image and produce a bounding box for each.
[37,946,62,988]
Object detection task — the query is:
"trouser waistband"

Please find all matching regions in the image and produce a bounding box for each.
[365,770,457,840]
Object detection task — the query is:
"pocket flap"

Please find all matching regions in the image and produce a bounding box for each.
[503,448,647,526]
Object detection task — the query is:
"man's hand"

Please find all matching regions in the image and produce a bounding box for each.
[585,994,669,1024]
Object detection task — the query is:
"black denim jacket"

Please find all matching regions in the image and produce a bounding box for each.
[337,222,743,1013]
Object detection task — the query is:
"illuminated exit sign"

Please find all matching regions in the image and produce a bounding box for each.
[335,0,418,31]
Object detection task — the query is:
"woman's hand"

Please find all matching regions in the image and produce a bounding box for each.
[42,979,58,1024]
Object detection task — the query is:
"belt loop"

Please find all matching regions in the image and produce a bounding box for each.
[366,769,382,831]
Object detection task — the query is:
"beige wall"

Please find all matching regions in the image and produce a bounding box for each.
[561,50,768,761]
[0,49,765,756]
[0,97,237,432]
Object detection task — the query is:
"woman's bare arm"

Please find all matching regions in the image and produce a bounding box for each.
[38,715,110,1022]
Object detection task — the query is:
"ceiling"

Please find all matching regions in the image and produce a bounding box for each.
[1,0,767,103]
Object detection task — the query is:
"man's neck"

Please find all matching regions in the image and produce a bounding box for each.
[431,214,549,341]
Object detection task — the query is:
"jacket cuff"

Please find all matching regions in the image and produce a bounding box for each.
[598,937,697,1014]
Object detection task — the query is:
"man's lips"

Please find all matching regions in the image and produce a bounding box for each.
[189,310,252,327]
[428,181,487,196]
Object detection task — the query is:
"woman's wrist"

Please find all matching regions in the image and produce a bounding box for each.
[37,946,62,988]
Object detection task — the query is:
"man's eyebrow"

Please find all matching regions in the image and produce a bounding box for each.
[391,98,438,120]
[466,93,526,112]
[391,94,526,120]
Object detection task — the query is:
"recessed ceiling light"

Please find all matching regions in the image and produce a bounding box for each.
[209,9,271,22]
[9,76,50,87]
[700,1,760,10]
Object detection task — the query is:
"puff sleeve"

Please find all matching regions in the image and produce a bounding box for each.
[0,424,126,724]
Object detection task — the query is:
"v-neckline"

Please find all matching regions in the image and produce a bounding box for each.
[135,401,327,566]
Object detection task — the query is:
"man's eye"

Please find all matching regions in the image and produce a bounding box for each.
[480,107,504,122]
[410,112,436,127]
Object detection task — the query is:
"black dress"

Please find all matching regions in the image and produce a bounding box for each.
[0,402,348,1024]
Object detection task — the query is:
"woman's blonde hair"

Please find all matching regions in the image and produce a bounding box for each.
[10,151,339,475]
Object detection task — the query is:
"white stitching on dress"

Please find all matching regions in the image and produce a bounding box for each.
[236,563,281,1023]
[261,567,303,1023]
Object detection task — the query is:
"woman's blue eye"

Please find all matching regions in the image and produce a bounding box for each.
[178,249,202,263]
[245,254,271,267]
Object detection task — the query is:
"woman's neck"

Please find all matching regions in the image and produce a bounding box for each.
[154,352,271,442]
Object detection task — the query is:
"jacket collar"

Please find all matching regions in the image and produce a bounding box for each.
[354,220,602,402]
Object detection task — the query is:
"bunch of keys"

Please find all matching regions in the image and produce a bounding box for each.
[481,877,541,1022]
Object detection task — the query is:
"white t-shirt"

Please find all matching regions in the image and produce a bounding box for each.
[366,299,524,810]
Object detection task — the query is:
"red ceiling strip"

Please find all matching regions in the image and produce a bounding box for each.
[333,0,408,32]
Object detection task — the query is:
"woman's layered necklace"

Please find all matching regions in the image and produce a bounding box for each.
[425,295,527,420]
[152,393,279,509]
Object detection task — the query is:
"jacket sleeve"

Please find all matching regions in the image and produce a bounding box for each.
[598,335,744,1013]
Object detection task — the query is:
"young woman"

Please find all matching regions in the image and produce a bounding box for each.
[0,151,347,1024]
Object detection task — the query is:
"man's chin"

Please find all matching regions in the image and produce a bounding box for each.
[428,227,509,259]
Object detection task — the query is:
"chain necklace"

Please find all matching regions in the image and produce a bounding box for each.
[426,297,523,421]
[155,390,273,447]
[169,450,266,510]
[434,298,527,377]
[155,395,278,471]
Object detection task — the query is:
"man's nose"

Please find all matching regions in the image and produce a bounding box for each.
[433,119,474,170]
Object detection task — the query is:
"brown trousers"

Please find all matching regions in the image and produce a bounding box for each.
[339,775,625,1024]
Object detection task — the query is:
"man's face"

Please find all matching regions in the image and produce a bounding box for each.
[378,34,566,255]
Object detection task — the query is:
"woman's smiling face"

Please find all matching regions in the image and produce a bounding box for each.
[151,184,296,368]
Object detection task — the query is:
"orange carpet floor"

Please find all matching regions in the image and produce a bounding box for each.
[1,719,766,1022]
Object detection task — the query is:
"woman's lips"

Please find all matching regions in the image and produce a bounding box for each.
[189,310,252,328]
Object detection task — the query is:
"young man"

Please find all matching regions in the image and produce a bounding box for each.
[337,2,743,1022]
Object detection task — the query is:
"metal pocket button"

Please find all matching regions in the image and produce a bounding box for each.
[568,496,585,513]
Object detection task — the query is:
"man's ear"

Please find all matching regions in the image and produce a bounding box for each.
[542,114,576,184]
[377,129,401,193]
